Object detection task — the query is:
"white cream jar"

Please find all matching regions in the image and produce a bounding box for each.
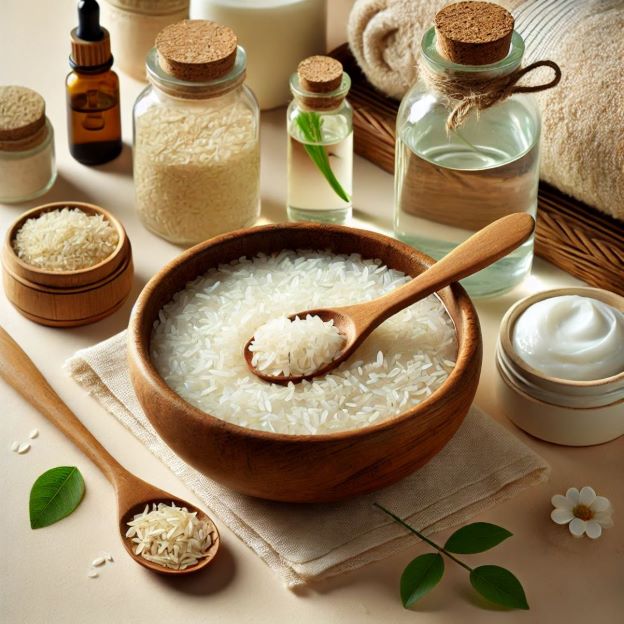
[496,287,624,446]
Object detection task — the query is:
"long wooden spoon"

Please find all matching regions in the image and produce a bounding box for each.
[245,212,535,384]
[0,327,219,575]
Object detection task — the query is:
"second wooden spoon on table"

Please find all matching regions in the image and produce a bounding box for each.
[245,212,535,384]
[0,327,220,575]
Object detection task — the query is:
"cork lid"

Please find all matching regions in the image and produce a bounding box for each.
[434,2,514,65]
[297,56,343,93]
[156,20,238,82]
[70,26,113,69]
[0,86,46,142]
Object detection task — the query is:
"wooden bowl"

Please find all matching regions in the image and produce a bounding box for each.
[128,224,482,503]
[2,201,133,327]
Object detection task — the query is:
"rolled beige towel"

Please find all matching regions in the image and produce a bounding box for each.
[348,0,624,221]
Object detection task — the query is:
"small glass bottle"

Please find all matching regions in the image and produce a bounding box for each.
[133,20,260,245]
[287,56,353,224]
[0,86,56,203]
[394,3,541,297]
[66,0,122,165]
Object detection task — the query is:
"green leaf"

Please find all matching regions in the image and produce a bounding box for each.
[400,553,445,608]
[470,565,529,610]
[294,111,351,203]
[29,466,85,529]
[444,522,512,554]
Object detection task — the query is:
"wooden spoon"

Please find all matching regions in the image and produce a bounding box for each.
[245,213,535,384]
[0,327,219,575]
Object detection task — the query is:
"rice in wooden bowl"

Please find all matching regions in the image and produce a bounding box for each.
[128,224,481,503]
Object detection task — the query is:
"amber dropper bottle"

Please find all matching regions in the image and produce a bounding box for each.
[66,0,122,165]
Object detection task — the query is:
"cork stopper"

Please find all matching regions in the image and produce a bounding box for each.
[156,20,238,82]
[434,2,514,66]
[297,56,343,93]
[70,26,113,68]
[0,86,46,143]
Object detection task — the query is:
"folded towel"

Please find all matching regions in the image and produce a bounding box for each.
[65,331,549,588]
[348,0,624,221]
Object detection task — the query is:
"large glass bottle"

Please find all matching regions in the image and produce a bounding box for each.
[287,56,353,224]
[394,27,540,297]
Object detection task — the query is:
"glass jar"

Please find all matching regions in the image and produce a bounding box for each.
[102,0,189,81]
[394,28,541,298]
[0,120,56,204]
[287,68,353,224]
[133,45,260,245]
[0,86,57,204]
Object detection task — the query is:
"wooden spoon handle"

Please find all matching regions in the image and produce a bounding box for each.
[354,213,535,327]
[0,326,127,484]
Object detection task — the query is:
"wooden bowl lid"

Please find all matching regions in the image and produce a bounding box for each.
[434,1,514,65]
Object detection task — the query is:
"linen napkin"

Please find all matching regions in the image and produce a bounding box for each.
[66,331,549,588]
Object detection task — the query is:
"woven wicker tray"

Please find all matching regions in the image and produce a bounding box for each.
[331,44,624,295]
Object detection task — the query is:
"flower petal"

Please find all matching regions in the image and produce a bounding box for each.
[590,496,611,513]
[565,488,580,504]
[585,521,602,539]
[551,494,573,510]
[594,511,614,528]
[569,518,586,537]
[551,508,574,524]
[579,486,596,506]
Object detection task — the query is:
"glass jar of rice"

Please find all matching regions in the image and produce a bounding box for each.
[133,20,260,245]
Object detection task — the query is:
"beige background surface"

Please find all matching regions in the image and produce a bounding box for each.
[1,1,622,622]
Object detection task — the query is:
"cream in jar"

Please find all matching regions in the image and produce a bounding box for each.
[512,295,624,381]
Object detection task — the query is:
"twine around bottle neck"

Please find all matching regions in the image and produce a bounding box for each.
[419,58,561,132]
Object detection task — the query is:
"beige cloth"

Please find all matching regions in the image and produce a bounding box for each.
[66,331,549,588]
[347,0,624,221]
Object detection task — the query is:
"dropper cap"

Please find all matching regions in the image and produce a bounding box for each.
[70,0,113,70]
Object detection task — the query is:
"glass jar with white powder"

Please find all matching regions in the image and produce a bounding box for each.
[133,20,260,245]
[0,86,56,204]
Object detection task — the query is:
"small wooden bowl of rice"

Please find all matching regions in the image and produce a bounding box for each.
[128,223,481,503]
[2,201,133,327]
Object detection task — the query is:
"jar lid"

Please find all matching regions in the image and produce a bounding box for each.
[434,1,514,65]
[291,56,349,111]
[0,86,46,142]
[106,0,188,14]
[298,56,343,93]
[156,20,238,82]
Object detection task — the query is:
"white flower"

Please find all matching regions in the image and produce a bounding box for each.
[551,486,614,539]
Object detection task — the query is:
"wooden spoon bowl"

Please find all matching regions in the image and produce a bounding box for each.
[129,223,483,503]
[118,492,220,575]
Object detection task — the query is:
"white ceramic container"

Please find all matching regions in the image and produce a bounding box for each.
[496,287,624,446]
